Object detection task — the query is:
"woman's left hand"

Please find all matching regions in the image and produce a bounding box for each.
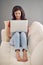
[27,25,29,33]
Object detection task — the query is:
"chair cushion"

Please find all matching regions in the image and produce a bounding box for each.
[31,40,43,65]
[28,21,43,53]
[0,42,31,65]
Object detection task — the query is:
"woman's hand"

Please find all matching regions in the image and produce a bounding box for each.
[26,25,29,36]
[8,34,11,38]
[27,24,29,33]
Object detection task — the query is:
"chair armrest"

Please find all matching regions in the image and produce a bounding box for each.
[1,29,10,42]
[28,21,43,53]
[1,29,5,42]
[31,41,43,65]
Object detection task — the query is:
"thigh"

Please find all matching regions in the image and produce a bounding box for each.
[9,33,15,46]
[10,32,20,46]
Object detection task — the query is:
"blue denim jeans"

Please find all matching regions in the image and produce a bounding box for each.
[10,32,28,51]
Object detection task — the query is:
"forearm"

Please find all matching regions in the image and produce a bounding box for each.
[8,27,11,38]
[5,21,11,38]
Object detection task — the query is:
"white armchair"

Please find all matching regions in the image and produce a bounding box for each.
[0,21,43,65]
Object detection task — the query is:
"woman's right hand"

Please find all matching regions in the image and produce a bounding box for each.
[8,34,11,38]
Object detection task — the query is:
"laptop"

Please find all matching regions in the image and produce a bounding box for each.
[10,20,28,33]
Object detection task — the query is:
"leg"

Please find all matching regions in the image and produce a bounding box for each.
[20,32,27,51]
[10,32,22,61]
[13,32,20,50]
[10,32,20,50]
[15,32,24,61]
[20,32,28,61]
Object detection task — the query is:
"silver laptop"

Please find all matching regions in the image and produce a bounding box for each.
[10,20,28,33]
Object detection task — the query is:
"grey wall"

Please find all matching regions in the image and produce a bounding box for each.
[0,0,43,42]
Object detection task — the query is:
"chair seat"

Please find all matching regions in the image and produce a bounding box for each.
[0,42,31,65]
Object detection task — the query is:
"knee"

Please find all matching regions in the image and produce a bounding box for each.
[14,32,20,37]
[21,32,26,38]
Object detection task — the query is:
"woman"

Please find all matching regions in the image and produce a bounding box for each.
[7,5,29,62]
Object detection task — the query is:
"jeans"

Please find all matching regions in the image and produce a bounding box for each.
[10,32,27,51]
